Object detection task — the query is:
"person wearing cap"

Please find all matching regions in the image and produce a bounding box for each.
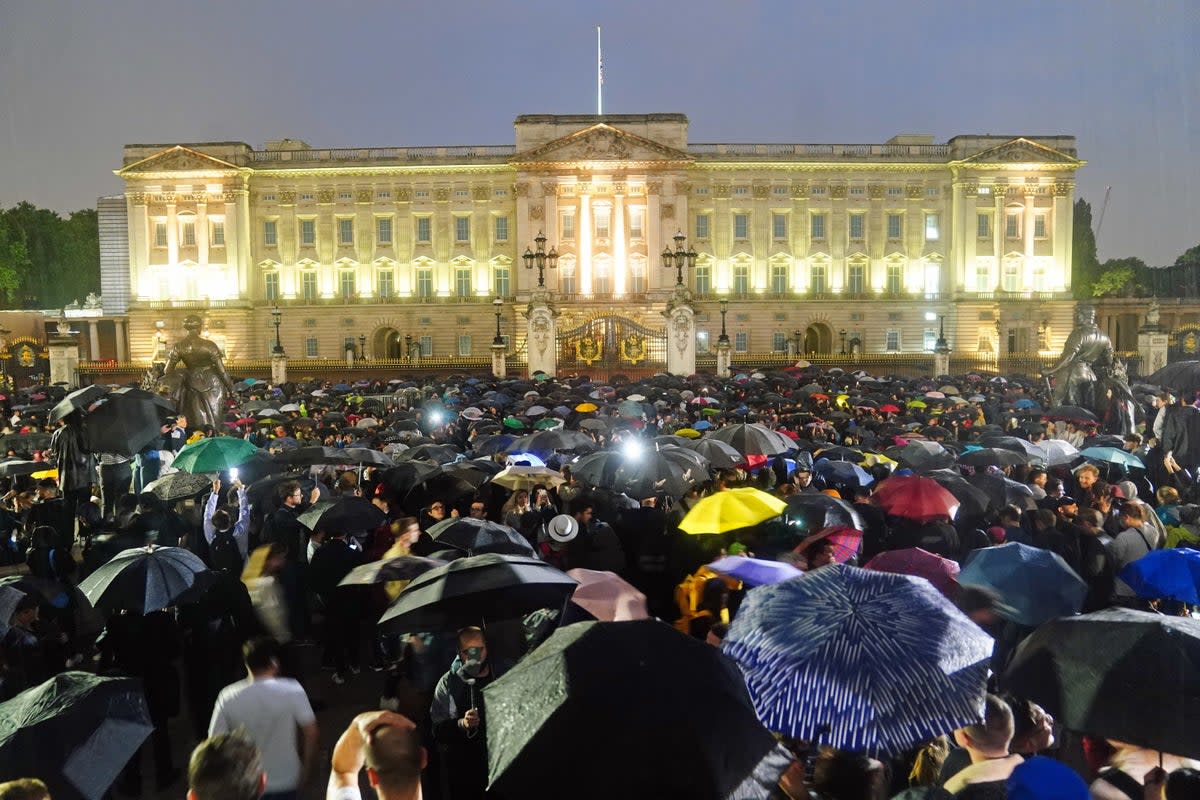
[539,513,578,570]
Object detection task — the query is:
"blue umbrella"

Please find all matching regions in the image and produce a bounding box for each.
[723,564,992,754]
[1079,446,1145,471]
[813,458,874,488]
[1119,549,1200,605]
[709,556,803,587]
[958,542,1087,626]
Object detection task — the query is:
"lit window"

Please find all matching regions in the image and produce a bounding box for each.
[561,213,575,240]
[1006,213,1020,239]
[559,258,575,294]
[773,186,790,196]
[849,186,866,196]
[154,222,167,248]
[695,214,709,239]
[886,264,903,294]
[455,216,471,243]
[264,271,279,301]
[299,193,314,202]
[415,190,429,198]
[770,264,788,294]
[416,217,432,243]
[734,331,749,353]
[887,214,902,239]
[978,186,992,195]
[416,268,433,298]
[693,263,711,295]
[1003,260,1020,292]
[977,213,990,238]
[338,191,352,201]
[772,214,787,240]
[695,186,709,195]
[263,220,277,246]
[812,187,827,196]
[886,330,900,351]
[338,219,354,245]
[1034,213,1047,238]
[377,218,393,245]
[849,214,864,240]
[594,258,611,294]
[263,193,277,202]
[458,334,472,356]
[733,264,750,294]
[494,216,508,242]
[378,270,393,298]
[377,190,391,199]
[734,214,749,239]
[924,329,937,351]
[339,270,356,299]
[493,266,510,297]
[305,336,319,358]
[629,208,644,239]
[301,271,317,300]
[629,257,647,293]
[976,261,991,290]
[696,330,710,353]
[300,219,316,245]
[455,267,472,297]
[772,332,788,352]
[810,214,826,240]
[810,263,827,294]
[926,187,939,196]
[210,221,225,247]
[455,189,469,198]
[733,186,749,196]
[924,214,940,241]
[848,263,865,294]
[887,187,903,196]
[594,207,611,238]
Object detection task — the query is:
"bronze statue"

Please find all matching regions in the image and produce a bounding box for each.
[1044,305,1114,409]
[162,314,234,430]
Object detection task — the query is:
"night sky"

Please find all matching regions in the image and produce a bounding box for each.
[1,0,1196,265]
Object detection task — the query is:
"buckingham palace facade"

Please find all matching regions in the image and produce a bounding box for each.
[100,113,1084,374]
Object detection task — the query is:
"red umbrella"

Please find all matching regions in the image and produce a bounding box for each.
[794,525,863,564]
[873,475,960,521]
[880,404,901,414]
[864,548,961,599]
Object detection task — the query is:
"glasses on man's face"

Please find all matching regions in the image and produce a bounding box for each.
[431,504,444,511]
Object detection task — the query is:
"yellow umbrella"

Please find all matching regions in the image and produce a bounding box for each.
[906,399,927,409]
[678,487,788,535]
[859,452,897,468]
[835,394,850,410]
[575,402,599,413]
[674,428,702,439]
[31,468,58,480]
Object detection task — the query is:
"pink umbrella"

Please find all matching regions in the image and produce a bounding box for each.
[566,569,649,621]
[864,548,961,599]
[794,526,863,565]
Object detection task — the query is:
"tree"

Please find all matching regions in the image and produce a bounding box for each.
[1072,198,1102,298]
[1091,257,1147,297]
[0,202,100,309]
[1176,243,1200,268]
[0,219,31,305]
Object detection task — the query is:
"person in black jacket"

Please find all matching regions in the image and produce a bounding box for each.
[308,528,364,684]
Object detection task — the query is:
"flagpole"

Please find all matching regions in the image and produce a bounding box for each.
[596,25,603,116]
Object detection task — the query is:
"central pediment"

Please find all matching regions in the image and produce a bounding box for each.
[118,145,245,177]
[956,138,1081,166]
[511,123,693,166]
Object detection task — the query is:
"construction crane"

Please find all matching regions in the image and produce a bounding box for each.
[1095,185,1112,238]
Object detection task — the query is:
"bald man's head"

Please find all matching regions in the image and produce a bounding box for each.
[366,721,425,796]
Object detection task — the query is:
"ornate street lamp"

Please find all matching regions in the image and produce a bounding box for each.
[936,316,950,352]
[358,334,366,361]
[493,297,505,346]
[271,305,284,355]
[661,230,697,287]
[522,231,559,288]
[718,299,730,345]
[839,329,847,355]
[404,333,413,361]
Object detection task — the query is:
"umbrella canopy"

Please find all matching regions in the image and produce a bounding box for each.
[506,430,595,455]
[784,493,864,533]
[706,423,793,456]
[380,461,443,496]
[723,564,992,754]
[1044,406,1100,425]
[921,469,992,520]
[884,440,957,472]
[957,447,1032,469]
[426,517,536,557]
[1003,608,1200,758]
[864,548,961,600]
[1146,361,1200,397]
[0,672,154,800]
[813,458,874,488]
[142,470,216,502]
[564,569,649,621]
[49,384,107,423]
[965,473,1039,512]
[795,525,863,565]
[485,620,790,800]
[1119,548,1200,605]
[172,437,260,473]
[297,496,386,534]
[0,585,25,637]
[378,553,577,634]
[709,555,803,587]
[78,546,209,614]
[677,438,743,469]
[678,487,787,535]
[873,475,960,521]
[958,542,1086,627]
[338,555,447,587]
[490,465,565,490]
[1079,446,1145,471]
[83,392,163,457]
[1037,439,1081,467]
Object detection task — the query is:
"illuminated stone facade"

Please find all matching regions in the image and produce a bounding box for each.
[111,114,1083,367]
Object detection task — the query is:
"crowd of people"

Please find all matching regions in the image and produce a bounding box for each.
[2,365,1200,800]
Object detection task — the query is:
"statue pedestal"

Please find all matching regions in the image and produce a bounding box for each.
[491,343,507,378]
[49,340,80,388]
[1138,328,1169,377]
[525,298,557,378]
[933,343,951,378]
[664,292,697,376]
[715,340,732,378]
[271,352,288,385]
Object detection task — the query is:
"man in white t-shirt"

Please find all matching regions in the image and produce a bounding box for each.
[209,637,319,800]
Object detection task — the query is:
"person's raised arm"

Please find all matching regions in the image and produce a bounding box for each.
[202,479,220,544]
[327,710,415,799]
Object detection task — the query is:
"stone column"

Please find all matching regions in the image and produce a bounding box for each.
[715,338,732,379]
[578,192,592,295]
[87,321,100,360]
[271,352,288,385]
[525,298,557,377]
[114,320,128,362]
[1138,303,1168,377]
[48,320,81,388]
[664,293,696,376]
[491,342,507,378]
[1053,181,1074,292]
[613,191,626,296]
[993,183,1006,291]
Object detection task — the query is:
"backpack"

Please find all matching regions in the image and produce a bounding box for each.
[209,530,243,574]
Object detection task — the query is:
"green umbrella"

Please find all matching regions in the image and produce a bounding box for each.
[172,437,260,473]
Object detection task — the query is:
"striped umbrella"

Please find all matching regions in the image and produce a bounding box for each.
[723,564,992,754]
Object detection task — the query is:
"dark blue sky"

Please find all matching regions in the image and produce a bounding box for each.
[1,0,1196,265]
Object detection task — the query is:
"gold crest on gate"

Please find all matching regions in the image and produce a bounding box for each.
[620,333,646,365]
[576,335,602,365]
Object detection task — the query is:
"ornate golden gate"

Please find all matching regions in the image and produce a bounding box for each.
[557,314,667,379]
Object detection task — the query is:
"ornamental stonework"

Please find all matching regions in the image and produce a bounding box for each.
[528,205,543,220]
[474,185,492,201]
[714,184,730,199]
[792,184,809,198]
[613,182,626,196]
[906,185,923,199]
[539,182,557,198]
[129,192,147,205]
[317,189,335,204]
[753,183,770,199]
[278,190,296,204]
[646,181,663,195]
[962,183,978,197]
[515,182,530,197]
[868,184,885,199]
[1053,182,1074,196]
[434,187,451,202]
[661,203,675,219]
[830,184,847,200]
[676,181,691,195]
[395,187,412,202]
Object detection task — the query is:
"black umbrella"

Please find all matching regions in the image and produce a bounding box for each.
[978,435,1047,463]
[684,438,743,469]
[77,546,209,614]
[394,443,463,465]
[485,620,790,800]
[338,555,448,587]
[1146,361,1200,396]
[340,447,396,467]
[965,473,1039,511]
[378,553,577,634]
[706,423,793,456]
[427,517,536,557]
[297,496,386,534]
[110,386,175,417]
[49,385,107,423]
[84,392,162,456]
[380,461,443,498]
[957,447,1032,469]
[0,432,52,456]
[505,430,595,455]
[0,672,154,800]
[922,469,992,520]
[1003,608,1200,758]
[783,493,864,532]
[142,470,216,502]
[1043,406,1100,425]
[0,459,44,478]
[883,441,957,472]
